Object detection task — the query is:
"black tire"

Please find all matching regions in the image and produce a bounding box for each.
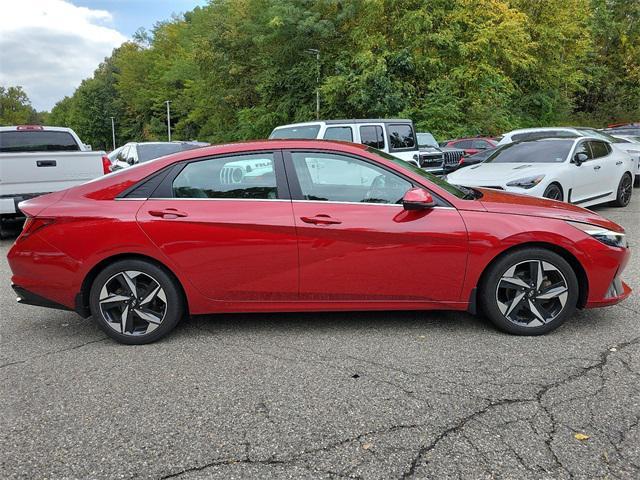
[479,248,579,335]
[613,173,633,207]
[542,183,563,201]
[89,259,184,344]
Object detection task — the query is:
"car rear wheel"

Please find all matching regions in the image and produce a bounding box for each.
[542,183,563,201]
[480,248,579,335]
[613,173,633,207]
[89,259,184,344]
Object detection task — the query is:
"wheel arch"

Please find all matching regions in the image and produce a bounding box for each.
[76,253,189,318]
[476,241,589,310]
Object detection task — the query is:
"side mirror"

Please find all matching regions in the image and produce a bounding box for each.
[127,157,136,165]
[574,152,588,166]
[402,188,435,210]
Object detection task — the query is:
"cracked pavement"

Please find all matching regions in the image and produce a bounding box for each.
[1,194,639,479]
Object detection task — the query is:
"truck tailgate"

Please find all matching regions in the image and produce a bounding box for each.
[0,151,104,197]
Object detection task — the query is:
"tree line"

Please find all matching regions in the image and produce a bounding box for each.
[4,0,639,151]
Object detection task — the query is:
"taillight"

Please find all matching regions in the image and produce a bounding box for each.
[19,217,55,241]
[102,155,111,174]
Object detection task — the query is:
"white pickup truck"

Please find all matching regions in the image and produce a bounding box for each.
[0,125,109,233]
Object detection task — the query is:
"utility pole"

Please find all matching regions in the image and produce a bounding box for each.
[306,49,320,119]
[165,100,172,141]
[110,116,116,150]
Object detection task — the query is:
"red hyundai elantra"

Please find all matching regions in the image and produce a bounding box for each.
[8,140,631,344]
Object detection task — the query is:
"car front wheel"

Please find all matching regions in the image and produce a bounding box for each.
[480,248,579,335]
[89,259,184,344]
[542,183,563,201]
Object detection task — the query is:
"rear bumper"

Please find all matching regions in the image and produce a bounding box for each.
[12,284,72,311]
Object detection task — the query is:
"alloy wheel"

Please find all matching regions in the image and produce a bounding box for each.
[619,175,632,206]
[495,260,569,327]
[98,270,167,336]
[543,185,562,201]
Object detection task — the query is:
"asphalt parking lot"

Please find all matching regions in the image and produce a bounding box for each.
[1,195,639,480]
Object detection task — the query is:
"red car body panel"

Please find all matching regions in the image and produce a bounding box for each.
[7,140,631,318]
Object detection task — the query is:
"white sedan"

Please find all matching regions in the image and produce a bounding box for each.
[446,137,634,208]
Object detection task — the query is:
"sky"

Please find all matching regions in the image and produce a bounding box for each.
[0,0,207,112]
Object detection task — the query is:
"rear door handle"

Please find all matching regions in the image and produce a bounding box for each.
[36,160,56,167]
[593,165,601,170]
[616,161,623,165]
[300,214,342,225]
[148,208,188,219]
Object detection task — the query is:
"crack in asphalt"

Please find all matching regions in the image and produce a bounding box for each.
[0,336,108,370]
[397,334,640,479]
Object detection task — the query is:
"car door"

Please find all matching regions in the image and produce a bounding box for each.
[587,141,619,200]
[136,150,299,302]
[568,140,599,204]
[284,149,468,303]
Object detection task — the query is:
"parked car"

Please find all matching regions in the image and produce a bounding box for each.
[446,147,498,173]
[498,127,640,187]
[610,135,640,186]
[8,140,631,344]
[602,123,640,137]
[446,137,634,207]
[270,119,428,166]
[442,137,498,156]
[0,125,109,237]
[416,132,465,174]
[109,141,207,171]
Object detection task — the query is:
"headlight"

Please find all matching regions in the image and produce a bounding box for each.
[567,221,627,248]
[506,175,545,189]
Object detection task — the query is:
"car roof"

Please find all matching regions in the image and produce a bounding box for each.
[272,119,413,129]
[0,125,74,133]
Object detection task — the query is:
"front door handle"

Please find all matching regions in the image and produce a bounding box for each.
[36,160,57,167]
[300,214,342,225]
[148,208,188,219]
[593,165,601,170]
[616,161,623,165]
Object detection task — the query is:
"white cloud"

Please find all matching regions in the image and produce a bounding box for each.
[0,0,127,111]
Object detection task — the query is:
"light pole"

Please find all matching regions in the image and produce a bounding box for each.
[165,100,172,141]
[109,117,116,150]
[306,49,320,119]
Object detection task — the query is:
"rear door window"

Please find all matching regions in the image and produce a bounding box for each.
[323,126,353,142]
[172,153,278,199]
[359,125,385,149]
[388,124,416,150]
[0,131,80,152]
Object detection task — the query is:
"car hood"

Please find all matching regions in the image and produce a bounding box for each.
[475,188,623,231]
[448,162,563,183]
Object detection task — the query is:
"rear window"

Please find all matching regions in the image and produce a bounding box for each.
[137,143,190,163]
[0,131,80,152]
[269,125,321,139]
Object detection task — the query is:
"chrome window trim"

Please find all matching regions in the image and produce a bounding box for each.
[291,199,456,209]
[147,197,291,202]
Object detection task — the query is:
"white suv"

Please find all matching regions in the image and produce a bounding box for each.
[269,119,422,165]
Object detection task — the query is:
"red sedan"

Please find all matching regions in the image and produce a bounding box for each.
[444,137,498,156]
[8,140,631,344]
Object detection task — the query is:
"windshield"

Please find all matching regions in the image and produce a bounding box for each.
[366,147,473,199]
[417,132,439,148]
[484,140,573,163]
[269,125,321,139]
[138,143,187,162]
